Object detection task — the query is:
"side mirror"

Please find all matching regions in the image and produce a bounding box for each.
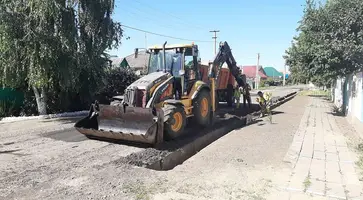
[179,70,185,76]
[192,45,198,56]
[134,48,139,58]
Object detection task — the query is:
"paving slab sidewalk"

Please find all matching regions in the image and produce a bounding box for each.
[280,97,363,200]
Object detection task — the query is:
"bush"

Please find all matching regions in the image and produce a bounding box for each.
[96,68,139,104]
[260,80,266,87]
[0,100,19,117]
[0,88,24,117]
[14,86,94,117]
[19,89,38,116]
[0,68,140,117]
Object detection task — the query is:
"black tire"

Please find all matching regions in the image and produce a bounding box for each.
[163,104,187,140]
[193,89,211,127]
[226,84,234,107]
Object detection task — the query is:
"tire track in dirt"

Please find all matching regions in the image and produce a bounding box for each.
[0,127,145,199]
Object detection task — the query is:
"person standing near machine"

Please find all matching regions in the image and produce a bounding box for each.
[256,91,272,122]
[234,87,242,108]
[242,83,252,108]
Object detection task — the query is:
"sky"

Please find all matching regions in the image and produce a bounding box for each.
[108,0,308,72]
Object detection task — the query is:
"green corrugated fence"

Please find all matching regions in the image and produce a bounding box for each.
[0,88,24,117]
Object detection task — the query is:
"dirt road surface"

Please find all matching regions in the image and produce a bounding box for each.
[1,87,303,200]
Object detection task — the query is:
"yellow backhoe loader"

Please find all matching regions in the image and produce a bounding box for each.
[74,41,246,145]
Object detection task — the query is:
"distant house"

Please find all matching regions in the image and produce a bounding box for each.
[110,50,150,75]
[241,65,268,88]
[263,67,283,79]
[241,65,268,79]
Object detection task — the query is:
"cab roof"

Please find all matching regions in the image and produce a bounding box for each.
[148,43,196,50]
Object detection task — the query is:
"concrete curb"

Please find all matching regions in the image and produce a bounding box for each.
[0,110,89,123]
[282,97,309,168]
[148,90,299,170]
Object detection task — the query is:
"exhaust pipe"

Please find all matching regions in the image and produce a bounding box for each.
[163,41,167,73]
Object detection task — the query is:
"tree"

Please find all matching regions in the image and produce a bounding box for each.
[0,0,122,115]
[75,0,123,107]
[284,0,363,87]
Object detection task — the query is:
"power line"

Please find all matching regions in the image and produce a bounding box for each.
[121,6,209,34]
[121,24,213,43]
[122,9,181,31]
[132,0,208,30]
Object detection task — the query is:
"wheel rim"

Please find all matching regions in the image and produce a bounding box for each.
[171,112,183,132]
[200,97,209,117]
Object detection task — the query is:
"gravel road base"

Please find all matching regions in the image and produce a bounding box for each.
[0,87,302,200]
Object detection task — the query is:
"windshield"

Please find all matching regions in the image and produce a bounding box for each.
[148,50,182,77]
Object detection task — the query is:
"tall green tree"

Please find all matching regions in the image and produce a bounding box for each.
[0,0,122,115]
[284,0,363,87]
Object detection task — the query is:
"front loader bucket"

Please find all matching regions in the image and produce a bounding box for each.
[74,103,164,145]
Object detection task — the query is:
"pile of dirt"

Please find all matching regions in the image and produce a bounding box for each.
[116,148,171,167]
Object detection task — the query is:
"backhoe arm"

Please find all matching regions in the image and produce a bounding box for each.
[208,41,245,87]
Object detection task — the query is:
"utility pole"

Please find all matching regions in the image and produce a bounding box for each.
[209,30,220,56]
[256,53,260,89]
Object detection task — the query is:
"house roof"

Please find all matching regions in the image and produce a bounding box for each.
[241,65,268,79]
[110,50,150,70]
[263,67,283,77]
[110,57,123,67]
[124,50,149,70]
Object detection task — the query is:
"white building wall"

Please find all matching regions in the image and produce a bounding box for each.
[334,79,344,109]
[351,73,362,121]
[333,72,363,123]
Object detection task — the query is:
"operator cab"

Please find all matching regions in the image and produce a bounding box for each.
[145,43,201,99]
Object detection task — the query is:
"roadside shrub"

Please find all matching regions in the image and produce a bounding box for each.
[0,99,20,117]
[0,88,24,117]
[96,68,139,104]
[16,87,89,117]
[19,90,38,116]
[1,68,140,117]
[260,80,266,87]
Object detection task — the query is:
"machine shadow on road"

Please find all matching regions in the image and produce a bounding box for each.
[40,117,82,124]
